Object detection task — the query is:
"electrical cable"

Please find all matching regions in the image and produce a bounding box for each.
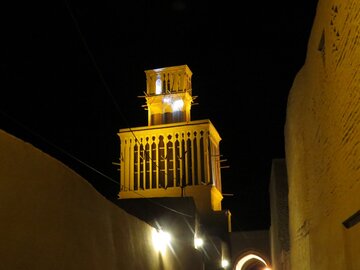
[0,110,119,185]
[131,190,193,217]
[64,0,164,170]
[62,0,196,217]
[63,0,185,180]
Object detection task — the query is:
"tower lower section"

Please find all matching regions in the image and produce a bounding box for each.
[118,119,223,214]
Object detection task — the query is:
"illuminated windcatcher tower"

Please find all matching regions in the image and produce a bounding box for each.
[118,65,226,219]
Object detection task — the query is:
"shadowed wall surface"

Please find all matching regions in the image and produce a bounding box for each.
[0,129,201,269]
[285,0,360,269]
[269,159,289,270]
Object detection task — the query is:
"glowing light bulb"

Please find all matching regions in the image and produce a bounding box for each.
[152,229,171,253]
[194,237,203,249]
[221,259,229,268]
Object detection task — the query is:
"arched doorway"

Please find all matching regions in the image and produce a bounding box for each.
[233,252,271,270]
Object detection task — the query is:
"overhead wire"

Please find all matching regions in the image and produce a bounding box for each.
[0,110,119,186]
[63,1,193,218]
[131,190,193,218]
[63,0,167,174]
[63,0,214,192]
[1,107,194,217]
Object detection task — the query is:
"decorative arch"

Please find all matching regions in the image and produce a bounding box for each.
[233,250,271,270]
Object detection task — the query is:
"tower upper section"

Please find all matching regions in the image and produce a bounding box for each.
[118,65,226,217]
[144,65,195,126]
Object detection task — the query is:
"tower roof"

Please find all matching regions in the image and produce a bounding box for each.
[144,64,192,96]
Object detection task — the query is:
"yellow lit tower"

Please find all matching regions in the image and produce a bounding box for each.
[118,65,230,228]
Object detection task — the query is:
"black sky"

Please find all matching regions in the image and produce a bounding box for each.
[1,1,318,231]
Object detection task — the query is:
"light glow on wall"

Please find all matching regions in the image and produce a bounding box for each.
[163,96,172,103]
[235,254,269,270]
[162,96,184,111]
[171,99,184,111]
[152,228,171,254]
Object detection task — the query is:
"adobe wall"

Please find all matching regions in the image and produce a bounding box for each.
[285,0,360,269]
[0,129,202,269]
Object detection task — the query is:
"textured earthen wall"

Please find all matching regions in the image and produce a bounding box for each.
[285,0,360,269]
[0,129,201,269]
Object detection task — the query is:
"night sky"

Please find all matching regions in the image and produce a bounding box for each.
[1,1,318,231]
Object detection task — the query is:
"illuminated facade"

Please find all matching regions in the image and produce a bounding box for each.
[118,65,225,217]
